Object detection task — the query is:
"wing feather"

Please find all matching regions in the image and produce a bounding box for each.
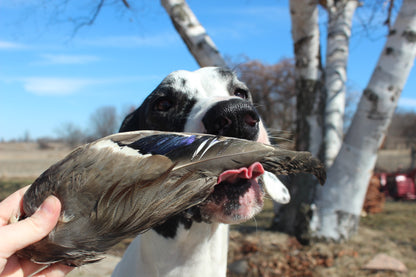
[18,130,326,266]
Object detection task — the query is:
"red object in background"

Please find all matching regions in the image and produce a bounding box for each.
[383,169,416,200]
[395,174,416,200]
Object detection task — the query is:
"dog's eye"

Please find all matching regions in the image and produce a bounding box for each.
[154,99,172,112]
[234,89,248,99]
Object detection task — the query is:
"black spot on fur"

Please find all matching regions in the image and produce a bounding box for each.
[216,67,234,79]
[153,207,203,238]
[119,86,196,132]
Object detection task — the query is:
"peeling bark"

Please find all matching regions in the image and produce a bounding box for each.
[161,0,227,67]
[311,0,416,241]
[324,0,358,167]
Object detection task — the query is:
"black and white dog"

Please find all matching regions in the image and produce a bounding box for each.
[112,67,289,276]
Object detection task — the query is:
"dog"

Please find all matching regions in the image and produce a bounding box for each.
[112,67,289,276]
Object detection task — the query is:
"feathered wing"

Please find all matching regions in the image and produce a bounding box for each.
[93,133,274,239]
[94,132,326,238]
[19,140,177,264]
[78,131,326,240]
[19,131,326,266]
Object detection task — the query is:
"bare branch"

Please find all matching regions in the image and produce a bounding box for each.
[383,0,395,30]
[121,0,130,9]
[71,0,105,37]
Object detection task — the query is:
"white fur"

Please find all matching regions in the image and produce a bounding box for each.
[263,171,290,204]
[112,223,228,277]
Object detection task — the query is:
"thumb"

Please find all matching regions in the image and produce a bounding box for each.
[0,196,61,259]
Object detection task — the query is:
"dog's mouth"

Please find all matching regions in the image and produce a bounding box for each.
[198,162,265,224]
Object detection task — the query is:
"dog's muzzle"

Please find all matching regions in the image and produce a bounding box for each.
[202,99,260,141]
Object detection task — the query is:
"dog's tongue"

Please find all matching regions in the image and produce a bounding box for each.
[217,162,265,184]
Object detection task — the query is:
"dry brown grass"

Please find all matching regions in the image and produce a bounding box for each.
[0,142,71,179]
[228,199,416,276]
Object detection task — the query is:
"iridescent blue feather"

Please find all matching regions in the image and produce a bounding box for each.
[125,134,200,155]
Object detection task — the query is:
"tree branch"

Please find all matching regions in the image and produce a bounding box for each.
[70,0,105,36]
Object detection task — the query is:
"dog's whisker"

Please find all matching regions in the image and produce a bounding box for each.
[252,216,259,235]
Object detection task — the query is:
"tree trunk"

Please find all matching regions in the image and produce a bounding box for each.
[271,0,324,243]
[310,0,416,241]
[161,0,227,67]
[324,0,358,167]
[289,0,324,157]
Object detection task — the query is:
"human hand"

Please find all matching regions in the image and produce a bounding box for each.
[0,186,73,277]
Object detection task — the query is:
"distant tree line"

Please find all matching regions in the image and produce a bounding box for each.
[55,106,132,147]
[17,105,132,148]
[383,109,416,149]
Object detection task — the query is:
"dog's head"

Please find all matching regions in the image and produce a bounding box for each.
[120,67,278,234]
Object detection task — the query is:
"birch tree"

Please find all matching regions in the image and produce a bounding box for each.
[161,0,416,242]
[323,0,359,167]
[310,0,416,240]
[161,0,226,67]
[271,0,324,240]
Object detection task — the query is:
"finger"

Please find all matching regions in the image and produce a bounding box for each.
[0,195,61,259]
[0,185,30,226]
[4,258,74,277]
[35,263,74,277]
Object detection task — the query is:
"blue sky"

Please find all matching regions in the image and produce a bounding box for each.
[1,0,415,141]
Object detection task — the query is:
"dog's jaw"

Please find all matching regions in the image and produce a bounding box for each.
[201,178,264,224]
[185,119,271,225]
[181,90,271,225]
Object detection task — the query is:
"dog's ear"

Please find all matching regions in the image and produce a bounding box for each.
[119,105,148,132]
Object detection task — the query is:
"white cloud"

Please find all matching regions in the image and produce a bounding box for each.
[38,54,101,65]
[78,33,180,48]
[16,75,162,96]
[398,97,416,109]
[22,77,99,95]
[0,40,27,50]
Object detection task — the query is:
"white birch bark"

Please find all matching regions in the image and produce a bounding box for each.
[161,0,227,67]
[324,0,358,167]
[290,0,323,156]
[311,0,416,241]
[290,0,321,82]
[272,0,324,239]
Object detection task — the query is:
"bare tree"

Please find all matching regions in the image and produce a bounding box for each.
[56,122,87,147]
[272,0,325,242]
[161,0,416,242]
[384,110,416,149]
[161,0,227,67]
[290,0,324,157]
[89,106,119,139]
[234,59,296,134]
[323,0,359,167]
[311,0,416,240]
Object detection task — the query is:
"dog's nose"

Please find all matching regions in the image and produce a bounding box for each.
[202,99,260,141]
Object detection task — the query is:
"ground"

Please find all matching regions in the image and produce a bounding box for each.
[0,142,414,276]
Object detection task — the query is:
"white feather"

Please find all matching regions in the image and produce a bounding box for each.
[262,171,290,204]
[92,139,150,158]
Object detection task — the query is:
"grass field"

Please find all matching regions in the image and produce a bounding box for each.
[0,178,33,200]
